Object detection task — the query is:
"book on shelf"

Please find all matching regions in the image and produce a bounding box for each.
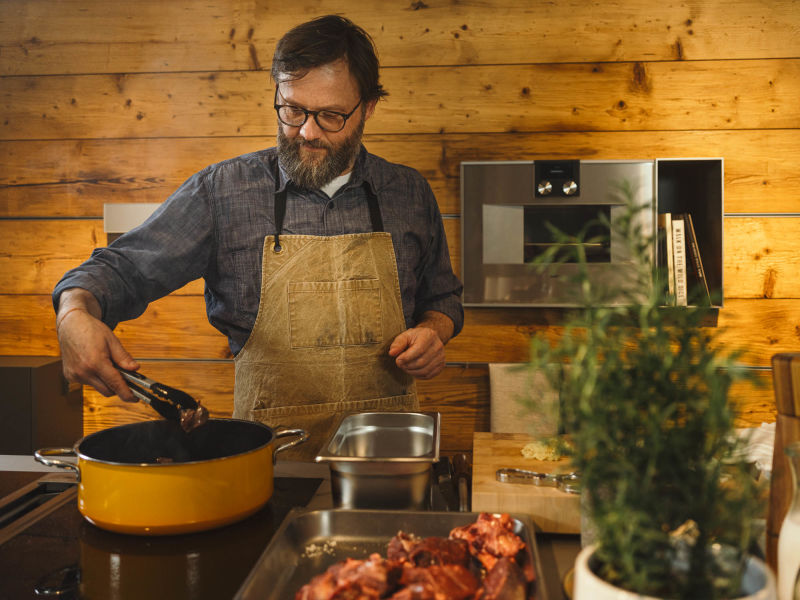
[671,216,688,306]
[657,213,675,303]
[659,212,711,306]
[679,213,711,304]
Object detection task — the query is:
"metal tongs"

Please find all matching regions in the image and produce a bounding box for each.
[116,366,199,421]
[496,468,581,494]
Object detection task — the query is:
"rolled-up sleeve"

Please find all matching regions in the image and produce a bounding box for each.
[52,170,214,329]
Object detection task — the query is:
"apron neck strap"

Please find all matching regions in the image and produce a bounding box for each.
[364,183,384,233]
[273,167,383,253]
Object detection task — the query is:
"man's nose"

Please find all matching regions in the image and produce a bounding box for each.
[299,115,323,140]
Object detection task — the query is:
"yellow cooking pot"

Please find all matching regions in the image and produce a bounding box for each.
[35,418,307,535]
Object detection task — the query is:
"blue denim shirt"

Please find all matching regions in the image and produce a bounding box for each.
[53,146,464,355]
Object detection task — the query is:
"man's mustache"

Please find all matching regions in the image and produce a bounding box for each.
[297,138,330,150]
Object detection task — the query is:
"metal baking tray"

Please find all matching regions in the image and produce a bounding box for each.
[234,509,547,600]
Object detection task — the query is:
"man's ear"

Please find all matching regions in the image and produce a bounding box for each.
[364,99,378,121]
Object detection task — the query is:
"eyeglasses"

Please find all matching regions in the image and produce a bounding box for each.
[273,88,362,133]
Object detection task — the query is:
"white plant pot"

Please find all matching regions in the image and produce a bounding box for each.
[573,544,777,600]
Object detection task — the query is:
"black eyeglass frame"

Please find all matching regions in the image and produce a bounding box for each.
[273,88,363,133]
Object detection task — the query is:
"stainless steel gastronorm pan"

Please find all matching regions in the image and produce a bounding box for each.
[315,412,441,509]
[234,509,546,600]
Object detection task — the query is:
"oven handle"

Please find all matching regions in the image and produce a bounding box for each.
[34,448,81,482]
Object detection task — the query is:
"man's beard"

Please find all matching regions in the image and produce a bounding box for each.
[277,118,364,190]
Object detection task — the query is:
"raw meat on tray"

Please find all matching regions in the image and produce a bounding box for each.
[294,512,535,600]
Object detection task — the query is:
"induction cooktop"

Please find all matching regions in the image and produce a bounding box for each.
[0,471,322,600]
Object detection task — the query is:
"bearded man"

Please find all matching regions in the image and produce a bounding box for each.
[52,15,463,458]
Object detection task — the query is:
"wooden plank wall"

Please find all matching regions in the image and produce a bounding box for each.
[2,1,798,455]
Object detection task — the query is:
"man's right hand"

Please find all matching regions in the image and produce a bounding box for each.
[56,288,139,402]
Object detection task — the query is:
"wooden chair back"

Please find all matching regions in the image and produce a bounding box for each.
[766,353,800,572]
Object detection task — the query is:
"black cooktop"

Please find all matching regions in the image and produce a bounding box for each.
[0,474,322,600]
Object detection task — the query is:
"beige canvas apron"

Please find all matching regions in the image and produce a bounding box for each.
[233,178,418,460]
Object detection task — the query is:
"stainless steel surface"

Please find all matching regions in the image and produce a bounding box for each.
[496,468,581,494]
[316,412,441,510]
[235,509,547,600]
[433,457,458,510]
[461,159,656,306]
[317,412,440,462]
[116,366,199,421]
[0,454,76,472]
[483,204,525,264]
[452,453,471,512]
[33,447,82,480]
[457,477,469,511]
[272,428,310,457]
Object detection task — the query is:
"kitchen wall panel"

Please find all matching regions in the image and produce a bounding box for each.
[78,360,773,455]
[3,0,798,75]
[3,129,800,218]
[3,60,799,139]
[75,360,782,455]
[5,218,800,301]
[79,361,492,454]
[1,0,798,455]
[0,220,201,296]
[5,294,800,369]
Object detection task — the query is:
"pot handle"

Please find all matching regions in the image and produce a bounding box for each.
[273,428,309,460]
[34,447,81,482]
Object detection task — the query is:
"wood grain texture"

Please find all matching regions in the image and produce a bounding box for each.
[0,137,273,217]
[767,353,800,570]
[729,371,777,428]
[0,294,232,360]
[3,0,798,75]
[471,432,581,533]
[0,219,200,296]
[723,218,800,299]
[5,294,800,369]
[81,360,235,433]
[78,359,773,450]
[766,413,800,570]
[6,217,800,300]
[4,130,800,218]
[1,0,798,452]
[3,60,799,140]
[81,361,490,456]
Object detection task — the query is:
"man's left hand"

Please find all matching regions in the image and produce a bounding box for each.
[388,326,445,380]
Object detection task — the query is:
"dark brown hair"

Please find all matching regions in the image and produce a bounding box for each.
[271,15,388,103]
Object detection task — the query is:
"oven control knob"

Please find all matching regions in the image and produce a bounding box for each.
[562,180,578,196]
[537,180,553,195]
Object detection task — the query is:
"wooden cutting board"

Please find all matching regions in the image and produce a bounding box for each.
[471,432,581,534]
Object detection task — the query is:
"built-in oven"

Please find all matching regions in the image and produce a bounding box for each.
[461,159,656,306]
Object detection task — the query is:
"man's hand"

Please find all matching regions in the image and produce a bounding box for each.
[56,289,139,402]
[388,311,454,380]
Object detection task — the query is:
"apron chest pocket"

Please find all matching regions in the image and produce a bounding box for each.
[288,279,383,348]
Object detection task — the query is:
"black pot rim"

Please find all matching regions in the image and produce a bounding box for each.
[73,418,276,467]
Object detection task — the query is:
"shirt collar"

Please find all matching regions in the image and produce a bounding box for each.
[273,155,290,195]
[348,146,380,197]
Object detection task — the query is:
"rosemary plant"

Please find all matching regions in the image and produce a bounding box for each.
[526,182,763,598]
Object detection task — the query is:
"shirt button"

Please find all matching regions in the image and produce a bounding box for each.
[328,201,335,209]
